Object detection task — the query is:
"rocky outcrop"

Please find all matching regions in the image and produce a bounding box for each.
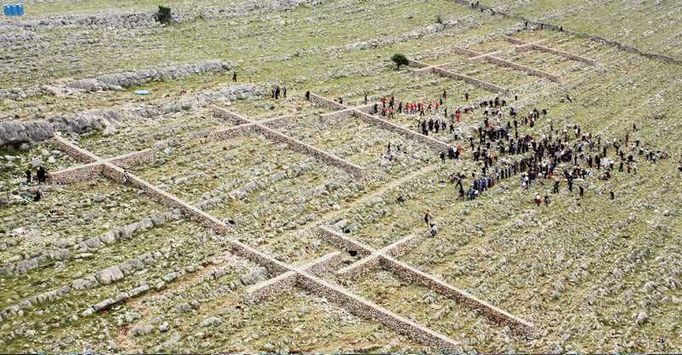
[0,120,55,147]
[48,60,232,95]
[4,11,159,31]
[0,26,42,44]
[0,83,261,148]
[329,17,476,53]
[0,61,233,101]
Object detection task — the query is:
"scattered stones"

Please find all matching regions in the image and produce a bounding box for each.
[131,325,154,337]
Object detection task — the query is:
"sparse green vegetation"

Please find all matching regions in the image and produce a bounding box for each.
[391,53,410,70]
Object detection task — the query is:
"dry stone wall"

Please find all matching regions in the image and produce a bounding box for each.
[107,149,154,168]
[245,272,297,304]
[253,125,364,177]
[431,67,508,92]
[48,162,103,185]
[381,256,534,335]
[309,93,347,111]
[481,56,561,82]
[521,43,596,65]
[211,106,364,177]
[297,273,460,350]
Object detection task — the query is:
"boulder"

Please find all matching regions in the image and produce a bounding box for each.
[636,311,648,325]
[200,316,222,328]
[0,120,54,147]
[95,266,124,285]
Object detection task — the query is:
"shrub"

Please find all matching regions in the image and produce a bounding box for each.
[436,14,443,24]
[156,6,172,24]
[391,53,409,70]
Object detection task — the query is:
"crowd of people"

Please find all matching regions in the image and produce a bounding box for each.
[367,89,676,236]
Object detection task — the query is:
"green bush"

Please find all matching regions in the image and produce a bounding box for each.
[391,53,409,70]
[156,6,172,24]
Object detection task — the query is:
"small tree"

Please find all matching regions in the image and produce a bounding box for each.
[155,6,172,24]
[391,53,409,70]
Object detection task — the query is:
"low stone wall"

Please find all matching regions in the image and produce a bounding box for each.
[245,271,297,304]
[450,0,682,66]
[338,235,419,276]
[303,251,344,276]
[502,35,597,65]
[258,115,292,129]
[107,149,154,168]
[298,273,460,350]
[212,106,251,125]
[407,59,430,68]
[502,35,527,45]
[308,93,347,111]
[483,56,561,82]
[383,235,420,258]
[228,240,290,275]
[354,104,375,114]
[513,44,535,53]
[100,164,230,236]
[52,136,99,163]
[451,46,481,57]
[308,94,446,155]
[317,227,373,256]
[48,162,103,185]
[253,125,364,177]
[337,254,381,276]
[206,124,255,141]
[352,110,450,152]
[381,256,534,336]
[413,66,435,76]
[431,67,508,92]
[99,162,291,276]
[529,44,597,65]
[245,251,343,303]
[319,108,353,122]
[211,105,364,177]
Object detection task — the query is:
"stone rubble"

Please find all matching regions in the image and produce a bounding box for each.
[0,83,261,147]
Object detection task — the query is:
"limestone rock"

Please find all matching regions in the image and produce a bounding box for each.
[201,316,222,328]
[636,311,648,325]
[95,266,124,285]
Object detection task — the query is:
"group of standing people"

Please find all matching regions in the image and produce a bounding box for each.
[24,166,48,201]
[271,84,287,100]
[366,88,674,217]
